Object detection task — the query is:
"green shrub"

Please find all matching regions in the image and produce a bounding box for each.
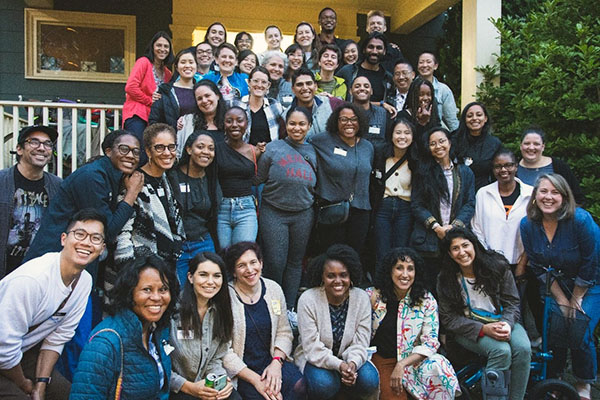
[476,0,600,219]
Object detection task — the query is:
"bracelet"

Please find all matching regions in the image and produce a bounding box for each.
[36,377,51,384]
[272,356,284,365]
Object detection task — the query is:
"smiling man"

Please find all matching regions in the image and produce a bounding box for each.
[0,209,106,400]
[350,76,390,150]
[0,125,61,279]
[283,67,343,141]
[317,7,346,48]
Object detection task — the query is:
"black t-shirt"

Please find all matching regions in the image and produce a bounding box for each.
[371,299,399,358]
[6,167,48,273]
[175,169,211,241]
[357,65,386,102]
[249,108,270,145]
[501,184,521,217]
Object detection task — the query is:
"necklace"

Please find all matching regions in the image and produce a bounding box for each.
[235,282,261,304]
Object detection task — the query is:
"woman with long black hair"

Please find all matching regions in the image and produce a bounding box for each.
[169,131,221,285]
[410,127,475,292]
[193,79,228,143]
[437,227,530,400]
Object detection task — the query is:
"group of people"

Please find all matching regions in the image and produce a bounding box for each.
[1,6,599,400]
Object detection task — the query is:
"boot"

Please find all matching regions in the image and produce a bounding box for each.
[481,368,510,400]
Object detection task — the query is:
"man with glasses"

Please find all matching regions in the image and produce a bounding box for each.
[195,41,214,78]
[0,209,106,400]
[385,60,415,112]
[0,125,62,279]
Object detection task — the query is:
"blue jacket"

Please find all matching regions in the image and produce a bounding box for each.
[202,71,249,101]
[410,164,475,254]
[0,165,61,278]
[23,156,133,265]
[70,309,172,400]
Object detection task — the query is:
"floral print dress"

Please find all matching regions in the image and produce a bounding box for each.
[366,288,459,399]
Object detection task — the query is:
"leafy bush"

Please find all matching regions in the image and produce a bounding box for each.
[476,0,600,219]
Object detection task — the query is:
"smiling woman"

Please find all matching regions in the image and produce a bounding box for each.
[71,255,179,399]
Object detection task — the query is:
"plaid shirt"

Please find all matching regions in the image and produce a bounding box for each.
[234,96,284,143]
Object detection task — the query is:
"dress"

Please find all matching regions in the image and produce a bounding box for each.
[70,309,172,400]
[366,288,459,399]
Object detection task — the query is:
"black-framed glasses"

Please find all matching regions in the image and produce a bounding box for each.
[24,138,54,150]
[196,49,213,55]
[68,229,104,245]
[153,144,177,154]
[339,116,359,124]
[115,144,141,158]
[493,162,516,171]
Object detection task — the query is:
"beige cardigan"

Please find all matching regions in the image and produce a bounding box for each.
[223,278,293,377]
[294,287,371,372]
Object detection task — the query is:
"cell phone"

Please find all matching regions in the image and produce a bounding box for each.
[213,374,227,391]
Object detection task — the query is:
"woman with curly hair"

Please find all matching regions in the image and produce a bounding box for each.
[71,255,179,399]
[437,228,530,400]
[451,102,502,191]
[311,102,374,255]
[367,248,459,399]
[295,244,379,400]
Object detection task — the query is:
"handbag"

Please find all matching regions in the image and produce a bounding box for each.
[89,328,124,400]
[317,142,357,226]
[461,276,503,323]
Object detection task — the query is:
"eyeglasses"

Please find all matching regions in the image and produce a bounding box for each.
[153,144,177,154]
[493,162,516,171]
[394,71,412,78]
[339,116,359,124]
[429,137,448,147]
[24,138,54,150]
[68,229,104,245]
[250,78,269,86]
[115,144,141,158]
[197,50,213,55]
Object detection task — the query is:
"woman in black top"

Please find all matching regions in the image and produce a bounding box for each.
[216,107,262,249]
[193,79,228,144]
[452,102,502,191]
[169,131,221,285]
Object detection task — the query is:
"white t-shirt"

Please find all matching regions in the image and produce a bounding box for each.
[0,252,92,369]
[459,275,497,316]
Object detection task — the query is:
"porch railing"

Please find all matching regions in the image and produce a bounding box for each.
[1,100,123,178]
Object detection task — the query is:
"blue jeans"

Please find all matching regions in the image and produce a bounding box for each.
[175,235,216,286]
[548,284,600,382]
[374,197,412,279]
[303,361,379,400]
[216,196,258,249]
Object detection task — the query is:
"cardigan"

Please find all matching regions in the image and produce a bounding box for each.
[123,57,173,123]
[223,278,293,377]
[169,306,230,393]
[294,287,371,372]
[0,165,61,278]
[410,164,475,254]
[70,309,171,400]
[437,267,521,342]
[471,179,532,264]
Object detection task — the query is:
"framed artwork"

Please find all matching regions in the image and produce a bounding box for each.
[25,8,136,83]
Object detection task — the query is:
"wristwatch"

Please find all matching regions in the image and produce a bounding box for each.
[36,377,51,384]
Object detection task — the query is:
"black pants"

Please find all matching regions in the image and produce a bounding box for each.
[314,207,370,258]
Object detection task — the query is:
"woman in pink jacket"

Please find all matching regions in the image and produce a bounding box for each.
[123,31,174,162]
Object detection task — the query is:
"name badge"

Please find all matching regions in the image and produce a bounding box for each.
[282,95,293,103]
[177,329,194,340]
[374,170,382,179]
[157,187,165,197]
[333,147,347,157]
[179,183,189,193]
[368,126,380,135]
[271,299,281,316]
[162,340,175,355]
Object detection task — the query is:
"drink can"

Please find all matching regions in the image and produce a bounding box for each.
[206,373,217,388]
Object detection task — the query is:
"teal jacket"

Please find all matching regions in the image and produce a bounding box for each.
[70,309,172,400]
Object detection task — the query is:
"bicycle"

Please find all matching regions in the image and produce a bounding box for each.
[453,266,581,399]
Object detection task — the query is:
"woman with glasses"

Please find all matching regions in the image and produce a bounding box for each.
[452,102,502,191]
[234,66,284,147]
[115,123,185,272]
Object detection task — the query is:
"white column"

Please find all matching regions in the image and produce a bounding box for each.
[461,0,501,109]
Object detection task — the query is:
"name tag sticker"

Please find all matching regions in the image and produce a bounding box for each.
[282,95,293,103]
[333,147,347,157]
[179,183,189,193]
[271,299,281,316]
[177,329,194,340]
[374,170,382,179]
[368,126,380,135]
[157,187,165,197]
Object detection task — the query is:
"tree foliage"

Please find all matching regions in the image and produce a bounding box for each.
[476,0,600,219]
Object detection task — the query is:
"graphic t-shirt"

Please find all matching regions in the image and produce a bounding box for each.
[501,184,521,218]
[6,168,48,273]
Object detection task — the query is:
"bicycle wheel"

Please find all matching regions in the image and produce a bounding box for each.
[528,379,580,400]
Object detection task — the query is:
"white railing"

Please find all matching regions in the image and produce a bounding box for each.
[1,100,123,177]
